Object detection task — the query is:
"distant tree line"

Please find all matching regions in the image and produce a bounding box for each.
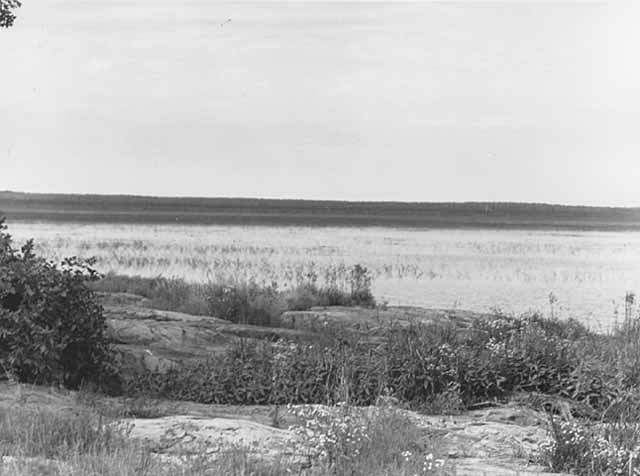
[1,0,21,28]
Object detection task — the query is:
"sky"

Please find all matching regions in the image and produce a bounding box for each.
[1,1,639,206]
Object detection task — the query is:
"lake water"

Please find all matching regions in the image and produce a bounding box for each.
[7,222,640,330]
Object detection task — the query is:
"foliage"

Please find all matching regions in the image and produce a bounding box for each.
[0,219,115,389]
[206,281,285,326]
[542,418,640,476]
[123,311,596,410]
[289,401,449,475]
[348,264,375,307]
[0,0,20,28]
[539,307,640,475]
[93,265,375,328]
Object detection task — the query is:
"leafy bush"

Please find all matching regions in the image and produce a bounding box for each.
[348,264,375,307]
[0,219,115,389]
[542,418,640,476]
[123,311,594,410]
[206,281,285,326]
[0,0,21,28]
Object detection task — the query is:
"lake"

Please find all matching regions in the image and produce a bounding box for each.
[7,222,640,330]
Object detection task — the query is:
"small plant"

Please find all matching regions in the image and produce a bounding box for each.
[349,264,375,307]
[289,402,371,468]
[288,401,448,475]
[206,281,284,326]
[542,417,640,476]
[548,292,558,319]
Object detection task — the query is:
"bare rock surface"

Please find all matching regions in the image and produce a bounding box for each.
[0,294,570,476]
[126,414,293,460]
[101,293,491,376]
[101,293,310,375]
[454,458,564,476]
[410,405,556,475]
[1,456,71,475]
[280,306,488,332]
[0,383,570,475]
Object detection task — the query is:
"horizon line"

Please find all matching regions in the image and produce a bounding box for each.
[2,190,639,211]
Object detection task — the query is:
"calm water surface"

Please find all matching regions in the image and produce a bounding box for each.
[9,223,640,330]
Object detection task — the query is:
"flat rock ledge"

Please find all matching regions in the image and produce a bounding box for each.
[280,305,488,332]
[0,383,571,476]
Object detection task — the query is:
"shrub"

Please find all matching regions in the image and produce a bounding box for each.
[289,401,448,475]
[123,312,594,409]
[348,264,375,307]
[542,418,640,476]
[0,219,115,389]
[206,281,285,326]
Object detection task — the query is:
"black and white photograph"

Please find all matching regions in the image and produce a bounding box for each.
[1,1,640,474]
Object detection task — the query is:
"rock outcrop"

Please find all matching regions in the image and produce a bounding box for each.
[0,383,570,476]
[101,293,488,377]
[0,296,573,475]
[280,306,486,332]
[102,293,310,375]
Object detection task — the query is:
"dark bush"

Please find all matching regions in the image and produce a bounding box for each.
[348,264,376,307]
[206,282,284,326]
[0,219,115,389]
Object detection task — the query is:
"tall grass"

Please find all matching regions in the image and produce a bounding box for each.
[91,265,375,326]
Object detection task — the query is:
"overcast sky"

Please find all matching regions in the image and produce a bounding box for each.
[1,1,639,206]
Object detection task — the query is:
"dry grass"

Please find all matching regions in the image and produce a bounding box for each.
[0,399,452,476]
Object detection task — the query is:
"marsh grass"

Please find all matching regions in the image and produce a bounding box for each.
[91,266,375,327]
[89,273,213,316]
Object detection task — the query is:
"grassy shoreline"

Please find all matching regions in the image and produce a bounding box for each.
[90,268,376,327]
[3,215,640,475]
